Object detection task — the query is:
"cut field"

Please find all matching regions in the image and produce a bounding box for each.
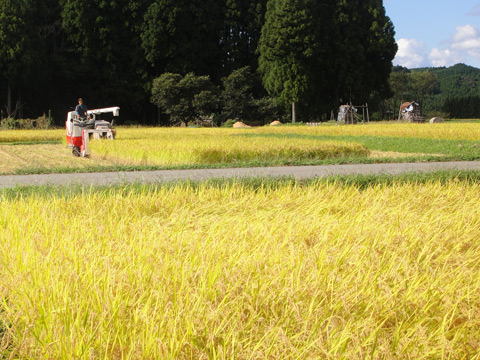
[1,178,480,358]
[0,143,127,174]
[1,122,480,174]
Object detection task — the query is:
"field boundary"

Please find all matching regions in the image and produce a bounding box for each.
[2,161,480,188]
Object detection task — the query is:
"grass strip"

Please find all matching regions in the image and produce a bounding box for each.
[3,169,480,200]
[5,154,474,176]
[234,133,480,158]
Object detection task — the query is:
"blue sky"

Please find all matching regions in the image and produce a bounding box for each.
[384,0,480,69]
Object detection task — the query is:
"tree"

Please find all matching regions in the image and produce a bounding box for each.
[151,73,219,123]
[221,66,278,124]
[444,96,480,118]
[60,0,150,118]
[410,71,439,108]
[0,0,43,117]
[141,0,224,79]
[259,0,396,122]
[222,66,257,121]
[222,0,268,75]
[388,70,411,117]
[258,0,320,122]
[387,69,439,118]
[331,0,397,107]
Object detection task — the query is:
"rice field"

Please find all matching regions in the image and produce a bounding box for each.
[0,129,63,144]
[264,122,480,141]
[2,122,480,358]
[1,179,480,359]
[90,128,369,166]
[1,122,480,145]
[88,123,480,166]
[1,122,480,174]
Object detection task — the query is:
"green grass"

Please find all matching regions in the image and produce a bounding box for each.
[234,133,480,160]
[7,155,469,176]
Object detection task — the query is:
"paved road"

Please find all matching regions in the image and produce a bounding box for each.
[2,161,480,188]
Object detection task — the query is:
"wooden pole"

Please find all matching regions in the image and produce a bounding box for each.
[7,83,12,116]
[292,102,296,123]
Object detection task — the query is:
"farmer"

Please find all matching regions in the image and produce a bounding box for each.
[75,98,89,120]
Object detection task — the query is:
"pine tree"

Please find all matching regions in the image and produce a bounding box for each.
[60,0,150,116]
[258,0,321,122]
[331,0,397,106]
[0,0,46,117]
[141,0,224,79]
[222,0,267,75]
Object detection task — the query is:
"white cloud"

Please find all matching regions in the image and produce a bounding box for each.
[452,24,480,44]
[451,24,480,58]
[393,38,427,68]
[428,25,480,67]
[428,48,464,67]
[393,26,480,69]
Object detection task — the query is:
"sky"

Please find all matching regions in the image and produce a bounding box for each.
[384,0,480,69]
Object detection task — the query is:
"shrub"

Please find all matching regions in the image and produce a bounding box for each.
[222,119,237,128]
[0,114,53,130]
[0,117,16,129]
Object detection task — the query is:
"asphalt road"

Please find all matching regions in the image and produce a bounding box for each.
[1,161,480,188]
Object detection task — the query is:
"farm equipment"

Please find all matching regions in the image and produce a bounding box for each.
[398,101,425,123]
[66,106,119,157]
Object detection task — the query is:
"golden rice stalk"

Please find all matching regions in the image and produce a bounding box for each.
[90,128,369,165]
[0,180,479,358]
[0,129,63,143]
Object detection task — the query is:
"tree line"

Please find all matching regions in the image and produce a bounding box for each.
[386,64,480,119]
[0,0,397,125]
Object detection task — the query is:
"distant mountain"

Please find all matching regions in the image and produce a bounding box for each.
[409,64,480,118]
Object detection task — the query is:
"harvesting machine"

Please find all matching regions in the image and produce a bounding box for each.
[66,106,119,157]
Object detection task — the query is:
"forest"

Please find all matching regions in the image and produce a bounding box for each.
[2,1,478,126]
[388,63,480,119]
[0,0,402,125]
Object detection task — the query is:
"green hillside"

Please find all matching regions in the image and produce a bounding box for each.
[411,64,480,118]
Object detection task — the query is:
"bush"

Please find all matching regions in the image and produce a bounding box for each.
[0,118,16,129]
[151,73,220,124]
[0,114,53,130]
[222,119,237,128]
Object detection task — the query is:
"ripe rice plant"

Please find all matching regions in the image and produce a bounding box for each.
[0,129,63,143]
[262,122,480,141]
[1,123,480,175]
[90,128,369,166]
[1,179,480,359]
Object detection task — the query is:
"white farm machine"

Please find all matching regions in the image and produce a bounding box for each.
[66,106,119,157]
